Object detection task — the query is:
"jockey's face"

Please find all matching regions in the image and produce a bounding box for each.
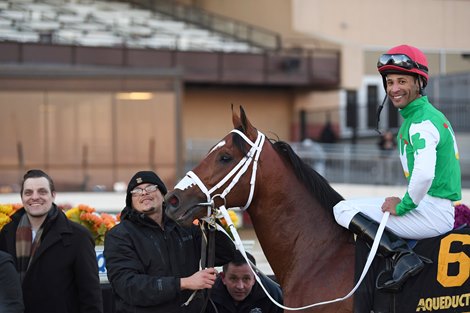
[386,73,421,109]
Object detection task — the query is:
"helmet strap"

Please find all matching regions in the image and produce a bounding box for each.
[417,76,426,96]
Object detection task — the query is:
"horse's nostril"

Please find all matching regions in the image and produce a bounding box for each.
[168,195,179,207]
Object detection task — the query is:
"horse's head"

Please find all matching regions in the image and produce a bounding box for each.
[165,106,263,226]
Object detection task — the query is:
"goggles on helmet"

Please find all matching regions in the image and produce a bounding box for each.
[377,54,428,73]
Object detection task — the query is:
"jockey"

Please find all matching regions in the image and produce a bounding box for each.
[333,44,462,292]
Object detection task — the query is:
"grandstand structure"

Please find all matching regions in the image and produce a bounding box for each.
[0,0,264,52]
[0,0,341,191]
[0,0,340,87]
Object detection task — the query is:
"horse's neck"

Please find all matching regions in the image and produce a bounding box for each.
[250,182,350,267]
[241,144,354,311]
[249,198,354,309]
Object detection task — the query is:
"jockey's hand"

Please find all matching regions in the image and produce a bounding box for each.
[180,267,218,290]
[381,196,401,216]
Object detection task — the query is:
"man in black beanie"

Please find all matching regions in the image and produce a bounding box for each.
[104,171,235,313]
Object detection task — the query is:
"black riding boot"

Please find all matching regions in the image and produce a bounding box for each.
[349,212,425,292]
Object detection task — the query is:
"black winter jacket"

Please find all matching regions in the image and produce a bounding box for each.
[0,250,24,313]
[206,275,283,313]
[0,206,103,313]
[104,206,235,313]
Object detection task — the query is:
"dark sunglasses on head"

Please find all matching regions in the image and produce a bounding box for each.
[377,54,428,73]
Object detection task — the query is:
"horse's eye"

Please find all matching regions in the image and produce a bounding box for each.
[219,154,233,163]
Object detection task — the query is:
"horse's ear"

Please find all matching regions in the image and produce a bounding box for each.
[232,104,242,129]
[239,106,257,138]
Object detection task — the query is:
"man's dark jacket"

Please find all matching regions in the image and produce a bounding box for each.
[0,250,24,313]
[206,275,283,313]
[0,205,103,313]
[104,206,235,313]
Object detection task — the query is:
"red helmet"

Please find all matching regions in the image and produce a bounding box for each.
[377,44,429,87]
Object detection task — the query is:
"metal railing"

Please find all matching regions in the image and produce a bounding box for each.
[185,139,470,187]
[290,142,405,186]
[431,98,470,132]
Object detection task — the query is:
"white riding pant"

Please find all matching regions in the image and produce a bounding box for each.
[333,194,454,240]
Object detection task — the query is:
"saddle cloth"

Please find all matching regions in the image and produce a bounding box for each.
[354,227,470,313]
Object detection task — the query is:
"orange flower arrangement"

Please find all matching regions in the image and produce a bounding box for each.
[64,204,118,245]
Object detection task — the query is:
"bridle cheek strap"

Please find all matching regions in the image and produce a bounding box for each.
[174,129,265,217]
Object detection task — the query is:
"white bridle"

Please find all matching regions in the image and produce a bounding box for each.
[174,129,266,215]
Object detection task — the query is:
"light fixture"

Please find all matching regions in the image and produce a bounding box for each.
[115,92,153,100]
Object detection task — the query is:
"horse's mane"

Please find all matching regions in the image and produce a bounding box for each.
[272,141,344,214]
[232,131,343,215]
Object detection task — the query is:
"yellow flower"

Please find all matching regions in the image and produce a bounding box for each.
[0,204,21,230]
[0,214,11,228]
[0,204,14,215]
[220,209,239,228]
[220,209,240,239]
[65,207,81,220]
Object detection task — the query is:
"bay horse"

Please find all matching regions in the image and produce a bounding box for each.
[165,106,470,312]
